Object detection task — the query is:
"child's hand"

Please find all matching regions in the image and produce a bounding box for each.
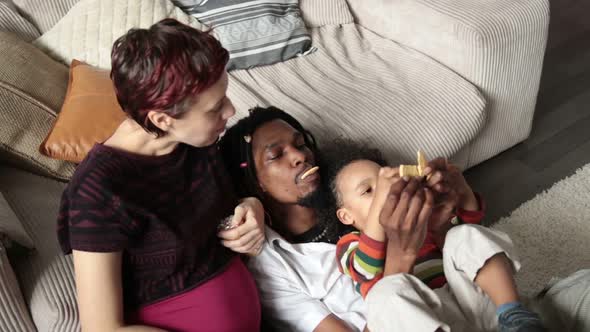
[422,158,464,193]
[364,167,400,242]
[428,189,459,247]
[422,158,478,211]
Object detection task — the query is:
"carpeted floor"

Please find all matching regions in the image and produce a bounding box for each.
[492,163,590,297]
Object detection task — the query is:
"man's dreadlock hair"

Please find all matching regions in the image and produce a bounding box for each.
[221,108,361,243]
[220,106,319,199]
[322,138,387,208]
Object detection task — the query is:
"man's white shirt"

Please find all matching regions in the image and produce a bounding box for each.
[248,226,366,332]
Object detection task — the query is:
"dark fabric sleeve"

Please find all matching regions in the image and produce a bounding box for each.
[57,182,132,254]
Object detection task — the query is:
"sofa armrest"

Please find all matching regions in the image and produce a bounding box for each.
[346,0,550,168]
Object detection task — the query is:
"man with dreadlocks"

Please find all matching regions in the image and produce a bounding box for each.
[221,106,458,331]
[221,106,365,331]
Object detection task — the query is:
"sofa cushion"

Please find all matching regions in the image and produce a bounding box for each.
[0,192,34,249]
[0,0,40,41]
[0,31,76,181]
[40,60,126,163]
[12,0,80,33]
[0,189,36,332]
[227,24,487,164]
[0,166,78,332]
[174,0,312,70]
[33,0,203,70]
[0,241,36,332]
[299,0,354,28]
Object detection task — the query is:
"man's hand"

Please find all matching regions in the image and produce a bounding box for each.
[218,197,265,256]
[375,175,434,275]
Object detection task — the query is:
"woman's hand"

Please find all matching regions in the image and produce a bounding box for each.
[218,197,266,256]
[372,171,434,275]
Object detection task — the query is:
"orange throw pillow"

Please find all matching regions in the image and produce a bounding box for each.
[40,60,126,163]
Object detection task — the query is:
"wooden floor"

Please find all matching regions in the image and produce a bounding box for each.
[464,0,590,224]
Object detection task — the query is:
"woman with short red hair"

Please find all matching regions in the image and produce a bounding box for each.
[57,19,263,332]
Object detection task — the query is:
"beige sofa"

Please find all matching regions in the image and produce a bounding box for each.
[0,0,549,331]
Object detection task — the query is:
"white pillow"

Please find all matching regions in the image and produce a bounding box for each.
[34,0,204,69]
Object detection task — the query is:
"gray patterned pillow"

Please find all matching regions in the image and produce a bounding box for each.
[174,0,312,70]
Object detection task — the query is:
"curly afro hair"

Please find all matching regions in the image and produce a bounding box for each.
[321,138,387,207]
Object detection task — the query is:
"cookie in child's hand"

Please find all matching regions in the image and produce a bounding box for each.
[399,150,431,180]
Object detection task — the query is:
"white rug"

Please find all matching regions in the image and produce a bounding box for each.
[492,163,590,297]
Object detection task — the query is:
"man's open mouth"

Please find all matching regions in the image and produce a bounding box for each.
[297,166,320,183]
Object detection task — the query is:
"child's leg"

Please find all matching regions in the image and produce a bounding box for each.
[365,273,453,332]
[442,225,545,331]
[365,225,516,331]
[474,252,519,306]
[442,224,521,330]
[474,253,547,332]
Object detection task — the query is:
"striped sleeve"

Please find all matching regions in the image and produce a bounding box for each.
[336,232,386,298]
